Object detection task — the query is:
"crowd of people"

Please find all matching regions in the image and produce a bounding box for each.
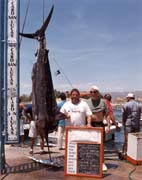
[18,85,141,172]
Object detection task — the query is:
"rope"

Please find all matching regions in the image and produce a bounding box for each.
[128,164,136,180]
[19,0,31,46]
[109,158,137,180]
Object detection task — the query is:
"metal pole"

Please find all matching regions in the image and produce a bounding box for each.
[0,0,6,174]
[17,0,20,137]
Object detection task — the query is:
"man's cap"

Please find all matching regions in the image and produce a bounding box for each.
[104,94,112,101]
[90,85,99,91]
[126,93,135,98]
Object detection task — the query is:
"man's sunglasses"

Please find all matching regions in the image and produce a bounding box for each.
[90,91,98,94]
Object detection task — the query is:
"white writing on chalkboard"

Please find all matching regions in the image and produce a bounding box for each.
[77,143,100,175]
[67,142,77,174]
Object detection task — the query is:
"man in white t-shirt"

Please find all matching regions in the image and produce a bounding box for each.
[60,88,92,127]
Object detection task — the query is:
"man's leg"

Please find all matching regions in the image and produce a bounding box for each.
[29,137,34,155]
[58,126,65,150]
[39,136,45,154]
[28,121,37,155]
[20,135,25,148]
[58,126,62,149]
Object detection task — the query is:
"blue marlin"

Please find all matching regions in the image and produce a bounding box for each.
[20,5,66,160]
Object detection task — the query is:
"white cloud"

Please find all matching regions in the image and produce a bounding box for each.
[20,83,32,95]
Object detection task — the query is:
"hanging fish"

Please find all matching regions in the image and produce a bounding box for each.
[19,5,66,160]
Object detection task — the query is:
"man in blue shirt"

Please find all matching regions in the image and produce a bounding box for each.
[24,104,45,155]
[57,93,66,150]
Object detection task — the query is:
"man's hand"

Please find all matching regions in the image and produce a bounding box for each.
[87,116,92,127]
[86,123,92,127]
[105,126,110,134]
[65,113,70,119]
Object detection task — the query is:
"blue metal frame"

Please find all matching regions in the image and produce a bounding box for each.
[17,0,20,143]
[4,0,8,145]
[0,0,20,172]
[0,0,6,174]
[4,0,7,145]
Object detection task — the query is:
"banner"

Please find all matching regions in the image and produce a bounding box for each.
[6,0,19,143]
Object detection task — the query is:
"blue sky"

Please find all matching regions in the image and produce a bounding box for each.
[19,0,142,95]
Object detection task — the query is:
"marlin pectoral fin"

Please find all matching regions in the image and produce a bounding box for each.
[19,5,54,39]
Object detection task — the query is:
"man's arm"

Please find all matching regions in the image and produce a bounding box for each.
[122,107,127,126]
[60,103,70,120]
[86,115,92,127]
[84,101,92,127]
[105,114,111,133]
[104,100,110,133]
[23,108,32,121]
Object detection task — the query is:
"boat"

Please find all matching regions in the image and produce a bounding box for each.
[104,121,122,141]
[47,121,123,146]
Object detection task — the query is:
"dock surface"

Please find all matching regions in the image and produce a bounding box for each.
[1,144,142,180]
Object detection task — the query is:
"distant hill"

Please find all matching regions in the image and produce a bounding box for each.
[80,90,142,102]
[103,91,142,102]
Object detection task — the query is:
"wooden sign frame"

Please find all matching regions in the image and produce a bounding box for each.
[64,127,103,178]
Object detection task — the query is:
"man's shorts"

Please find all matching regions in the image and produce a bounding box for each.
[29,121,37,138]
[20,118,24,136]
[91,121,105,140]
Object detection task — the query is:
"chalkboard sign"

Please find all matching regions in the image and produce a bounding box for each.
[77,143,100,175]
[64,127,103,178]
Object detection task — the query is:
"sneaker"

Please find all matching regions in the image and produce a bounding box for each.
[102,163,108,172]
